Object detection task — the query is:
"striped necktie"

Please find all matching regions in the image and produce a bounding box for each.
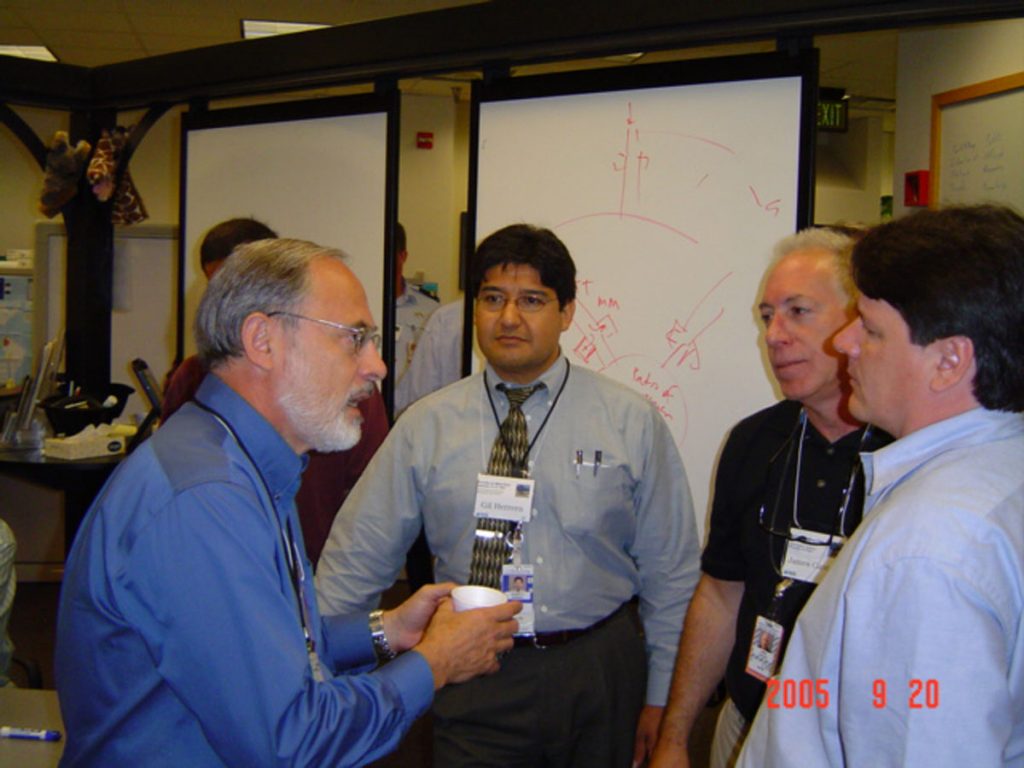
[468,383,540,588]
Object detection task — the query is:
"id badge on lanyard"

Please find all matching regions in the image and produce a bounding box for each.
[473,473,535,523]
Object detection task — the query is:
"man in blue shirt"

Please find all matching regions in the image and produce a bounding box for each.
[738,204,1024,767]
[56,238,520,767]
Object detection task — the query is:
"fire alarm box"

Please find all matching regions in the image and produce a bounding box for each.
[416,132,434,149]
[904,170,929,207]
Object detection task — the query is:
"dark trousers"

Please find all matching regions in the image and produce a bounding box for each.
[433,604,646,768]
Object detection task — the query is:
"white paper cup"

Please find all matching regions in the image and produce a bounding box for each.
[451,585,508,612]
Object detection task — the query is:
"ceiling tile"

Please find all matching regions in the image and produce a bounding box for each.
[18,9,133,33]
[42,29,138,48]
[130,15,241,40]
[49,44,145,67]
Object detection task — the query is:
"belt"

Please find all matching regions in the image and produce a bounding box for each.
[513,602,628,649]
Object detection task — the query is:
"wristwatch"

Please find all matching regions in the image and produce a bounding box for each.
[368,609,397,662]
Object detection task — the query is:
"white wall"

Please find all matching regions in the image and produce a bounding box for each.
[894,19,1024,219]
[398,93,462,303]
[814,114,892,226]
[0,106,68,252]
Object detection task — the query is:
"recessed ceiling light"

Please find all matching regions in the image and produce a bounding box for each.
[241,20,330,40]
[0,45,57,62]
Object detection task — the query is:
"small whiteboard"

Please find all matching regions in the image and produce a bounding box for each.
[472,52,816,533]
[931,72,1024,213]
[181,94,395,362]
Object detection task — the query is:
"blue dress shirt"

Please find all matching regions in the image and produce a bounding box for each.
[56,374,433,767]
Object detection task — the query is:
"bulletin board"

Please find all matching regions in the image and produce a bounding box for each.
[471,51,817,531]
[930,71,1024,212]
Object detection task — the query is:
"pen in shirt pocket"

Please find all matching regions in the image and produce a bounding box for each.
[571,449,604,477]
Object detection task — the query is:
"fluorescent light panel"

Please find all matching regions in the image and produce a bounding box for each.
[0,45,57,62]
[242,20,329,40]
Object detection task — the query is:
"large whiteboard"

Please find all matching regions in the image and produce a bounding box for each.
[181,95,394,362]
[473,54,815,534]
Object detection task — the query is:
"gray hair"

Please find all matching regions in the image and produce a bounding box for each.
[195,238,346,368]
[771,227,858,304]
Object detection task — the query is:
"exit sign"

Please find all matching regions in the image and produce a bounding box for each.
[817,98,848,132]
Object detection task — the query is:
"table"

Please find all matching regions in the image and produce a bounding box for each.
[0,449,121,556]
[0,688,64,767]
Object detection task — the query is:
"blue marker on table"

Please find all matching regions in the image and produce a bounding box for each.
[0,725,63,741]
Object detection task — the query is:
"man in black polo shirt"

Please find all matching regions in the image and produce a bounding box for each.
[651,227,889,768]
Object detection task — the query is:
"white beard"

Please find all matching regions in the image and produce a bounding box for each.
[278,350,366,453]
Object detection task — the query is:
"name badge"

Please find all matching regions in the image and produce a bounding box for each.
[474,473,534,524]
[746,615,784,682]
[781,528,843,584]
[502,564,535,636]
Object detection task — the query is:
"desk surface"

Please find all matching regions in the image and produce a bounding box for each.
[0,688,64,767]
[0,448,122,471]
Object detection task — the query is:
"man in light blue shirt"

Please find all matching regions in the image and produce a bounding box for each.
[738,204,1024,767]
[56,238,520,767]
[318,224,700,767]
[393,223,439,389]
[394,298,465,414]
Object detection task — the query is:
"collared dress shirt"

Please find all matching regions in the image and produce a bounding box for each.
[56,375,433,767]
[317,356,700,704]
[159,354,390,570]
[738,408,1024,767]
[394,282,439,386]
[394,299,465,414]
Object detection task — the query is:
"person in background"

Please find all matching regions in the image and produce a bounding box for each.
[56,238,520,766]
[651,227,890,768]
[393,222,440,391]
[162,217,279,415]
[739,204,1024,767]
[0,518,14,687]
[318,223,700,768]
[162,217,389,568]
[394,297,465,415]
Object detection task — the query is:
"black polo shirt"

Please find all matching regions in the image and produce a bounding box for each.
[702,400,891,722]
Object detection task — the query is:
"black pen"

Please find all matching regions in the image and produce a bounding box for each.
[593,450,602,476]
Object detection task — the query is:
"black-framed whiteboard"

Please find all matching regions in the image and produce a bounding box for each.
[470,52,817,530]
[180,92,399,404]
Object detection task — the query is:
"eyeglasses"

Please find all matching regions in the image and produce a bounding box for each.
[476,291,556,314]
[268,311,381,354]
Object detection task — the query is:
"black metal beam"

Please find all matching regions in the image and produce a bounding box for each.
[0,56,92,110]
[2,0,1020,110]
[63,109,116,395]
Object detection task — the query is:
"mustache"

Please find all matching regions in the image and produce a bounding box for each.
[345,384,376,407]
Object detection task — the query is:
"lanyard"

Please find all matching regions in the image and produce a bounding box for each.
[483,363,571,477]
[193,399,322,679]
[761,410,875,580]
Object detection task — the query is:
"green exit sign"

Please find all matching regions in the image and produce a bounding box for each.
[817,99,848,132]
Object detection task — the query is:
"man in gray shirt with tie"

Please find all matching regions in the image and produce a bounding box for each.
[317,223,700,768]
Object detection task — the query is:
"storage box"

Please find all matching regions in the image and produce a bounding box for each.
[44,425,128,460]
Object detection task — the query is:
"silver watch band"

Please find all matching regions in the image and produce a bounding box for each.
[369,609,397,662]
